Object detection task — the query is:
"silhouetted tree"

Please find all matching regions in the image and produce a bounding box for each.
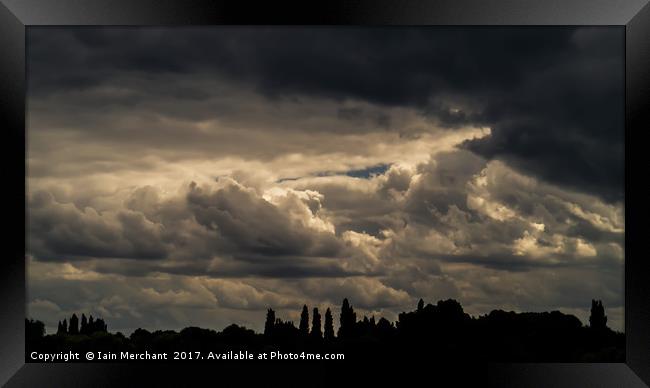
[376,317,395,339]
[589,299,608,330]
[94,318,107,332]
[69,314,79,335]
[299,305,310,336]
[273,318,299,342]
[418,298,424,312]
[83,315,108,334]
[25,319,45,341]
[130,328,152,344]
[62,318,67,334]
[275,318,295,327]
[80,314,88,334]
[338,298,356,339]
[324,308,335,341]
[57,320,63,335]
[311,308,322,339]
[264,309,276,337]
[357,315,377,338]
[437,299,465,317]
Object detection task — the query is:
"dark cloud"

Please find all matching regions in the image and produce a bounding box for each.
[186,181,344,258]
[28,26,623,201]
[28,179,372,280]
[28,190,169,261]
[337,107,391,129]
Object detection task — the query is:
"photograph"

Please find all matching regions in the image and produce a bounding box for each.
[2,1,649,386]
[25,26,626,363]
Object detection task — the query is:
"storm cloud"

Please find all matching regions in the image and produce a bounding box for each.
[27,27,624,334]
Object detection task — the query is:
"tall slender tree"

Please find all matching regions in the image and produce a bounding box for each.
[62,318,67,334]
[299,305,310,335]
[324,308,335,341]
[264,308,276,336]
[80,314,88,334]
[338,298,356,339]
[311,307,322,339]
[69,313,79,335]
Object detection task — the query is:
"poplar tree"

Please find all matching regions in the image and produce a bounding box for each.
[338,298,356,339]
[69,314,79,335]
[299,305,310,335]
[324,308,335,341]
[311,307,322,339]
[264,308,276,336]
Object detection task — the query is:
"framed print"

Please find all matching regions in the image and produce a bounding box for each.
[1,0,649,386]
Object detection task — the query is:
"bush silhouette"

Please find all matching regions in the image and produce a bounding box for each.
[25,319,45,341]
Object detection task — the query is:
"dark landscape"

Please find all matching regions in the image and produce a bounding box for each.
[26,298,624,363]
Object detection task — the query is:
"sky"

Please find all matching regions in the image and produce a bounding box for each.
[26,27,625,334]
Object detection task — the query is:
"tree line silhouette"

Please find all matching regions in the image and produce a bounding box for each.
[55,313,108,336]
[25,298,624,362]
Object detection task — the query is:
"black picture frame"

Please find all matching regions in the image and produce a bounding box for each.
[1,0,648,386]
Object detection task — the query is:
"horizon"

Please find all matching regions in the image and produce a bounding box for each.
[33,297,619,337]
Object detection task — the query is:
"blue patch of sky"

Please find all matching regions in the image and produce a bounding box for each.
[345,164,391,178]
[276,164,391,183]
